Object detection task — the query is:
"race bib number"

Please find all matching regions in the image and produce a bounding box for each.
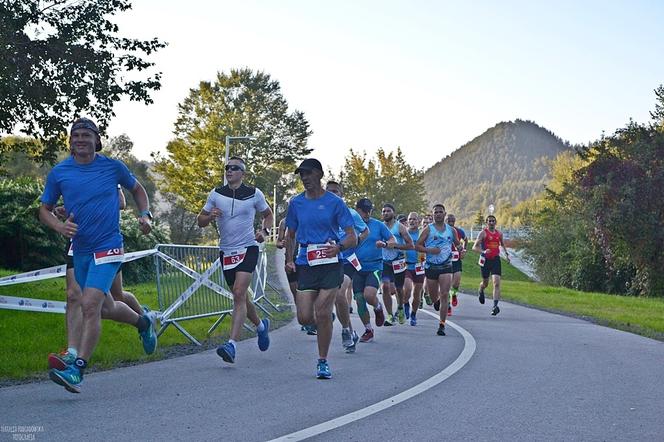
[346,253,362,271]
[451,250,460,262]
[223,248,247,270]
[478,254,486,267]
[67,242,74,257]
[392,258,407,274]
[415,263,425,276]
[306,244,338,266]
[94,248,124,265]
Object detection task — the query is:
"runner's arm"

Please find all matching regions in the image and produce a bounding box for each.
[130,181,152,234]
[255,207,274,242]
[394,223,414,250]
[118,185,126,210]
[472,231,485,253]
[358,226,369,243]
[39,203,75,238]
[500,232,511,263]
[284,228,297,273]
[414,226,430,253]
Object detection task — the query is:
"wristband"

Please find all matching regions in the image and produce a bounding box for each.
[338,243,345,252]
[139,210,153,221]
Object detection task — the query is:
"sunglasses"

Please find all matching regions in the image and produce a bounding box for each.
[225,165,244,172]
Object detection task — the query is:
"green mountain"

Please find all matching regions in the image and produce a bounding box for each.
[423,119,571,222]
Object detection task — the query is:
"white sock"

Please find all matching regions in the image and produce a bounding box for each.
[256,321,265,332]
[67,347,78,358]
[228,340,236,349]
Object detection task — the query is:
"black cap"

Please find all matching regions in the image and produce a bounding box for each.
[356,198,373,212]
[397,214,407,221]
[294,158,323,175]
[71,117,102,151]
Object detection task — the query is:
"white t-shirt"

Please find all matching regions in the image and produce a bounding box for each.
[203,183,269,252]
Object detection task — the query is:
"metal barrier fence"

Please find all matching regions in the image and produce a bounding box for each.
[154,243,281,345]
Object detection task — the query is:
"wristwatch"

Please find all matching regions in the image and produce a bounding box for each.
[139,210,153,221]
[262,227,271,235]
[338,242,346,252]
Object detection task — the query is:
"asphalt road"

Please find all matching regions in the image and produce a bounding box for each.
[1,285,663,441]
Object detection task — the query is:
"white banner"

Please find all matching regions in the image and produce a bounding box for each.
[0,295,66,314]
[0,248,158,313]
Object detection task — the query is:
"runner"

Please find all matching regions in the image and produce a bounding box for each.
[39,118,157,393]
[380,203,414,325]
[47,186,152,372]
[446,213,468,316]
[472,215,510,315]
[284,158,357,379]
[404,212,425,326]
[198,156,274,363]
[325,181,369,353]
[352,198,394,342]
[415,204,459,336]
[420,212,433,306]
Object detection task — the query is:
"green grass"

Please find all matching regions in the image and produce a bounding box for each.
[0,268,292,381]
[458,249,664,338]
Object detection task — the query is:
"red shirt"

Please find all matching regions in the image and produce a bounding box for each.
[482,228,501,259]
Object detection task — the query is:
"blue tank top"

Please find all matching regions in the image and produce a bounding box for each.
[382,221,404,261]
[424,223,455,266]
[405,229,420,264]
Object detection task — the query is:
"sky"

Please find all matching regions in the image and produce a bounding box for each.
[107,0,664,172]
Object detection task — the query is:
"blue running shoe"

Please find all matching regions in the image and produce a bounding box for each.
[257,318,270,351]
[410,312,417,326]
[404,303,411,320]
[48,350,76,370]
[305,325,318,335]
[139,314,158,355]
[217,342,236,363]
[49,365,82,394]
[316,359,332,379]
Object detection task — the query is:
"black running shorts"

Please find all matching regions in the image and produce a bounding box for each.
[220,245,259,287]
[352,270,381,294]
[481,256,502,279]
[297,262,343,291]
[425,262,453,280]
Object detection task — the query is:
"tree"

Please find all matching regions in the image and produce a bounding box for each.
[523,86,664,296]
[0,0,166,164]
[153,68,312,215]
[338,147,427,214]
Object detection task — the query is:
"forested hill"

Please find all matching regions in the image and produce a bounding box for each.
[423,119,571,222]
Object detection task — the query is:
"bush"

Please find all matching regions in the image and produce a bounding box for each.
[0,177,66,270]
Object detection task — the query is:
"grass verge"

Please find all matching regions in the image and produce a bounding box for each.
[0,268,292,382]
[458,249,664,339]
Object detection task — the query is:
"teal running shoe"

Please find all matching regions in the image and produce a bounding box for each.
[48,350,76,370]
[139,313,158,354]
[217,342,236,363]
[316,359,332,379]
[257,318,270,351]
[49,365,82,394]
[397,308,405,325]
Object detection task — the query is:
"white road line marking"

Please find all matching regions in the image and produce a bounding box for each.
[268,310,477,441]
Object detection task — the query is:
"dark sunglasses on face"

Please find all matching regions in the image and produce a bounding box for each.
[225,165,244,172]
